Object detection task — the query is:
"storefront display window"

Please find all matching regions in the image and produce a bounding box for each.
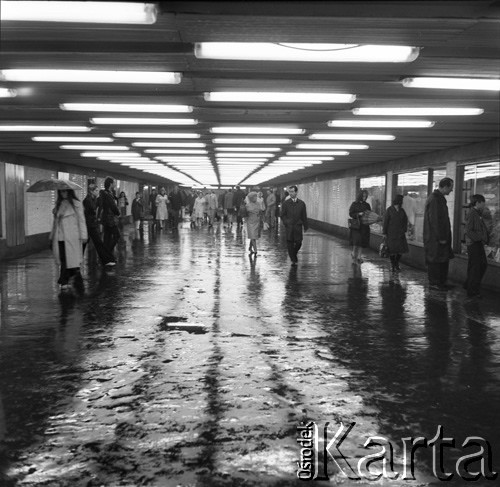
[460,161,500,262]
[360,175,385,234]
[395,171,429,244]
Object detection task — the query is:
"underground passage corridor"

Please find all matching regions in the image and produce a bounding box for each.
[1,221,499,486]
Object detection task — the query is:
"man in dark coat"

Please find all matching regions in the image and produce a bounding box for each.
[83,182,116,267]
[101,177,121,256]
[280,185,308,266]
[423,177,454,289]
[168,185,184,231]
[233,185,246,227]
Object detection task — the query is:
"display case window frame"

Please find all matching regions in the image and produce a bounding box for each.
[456,158,500,265]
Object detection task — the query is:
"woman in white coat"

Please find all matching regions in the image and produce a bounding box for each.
[155,187,169,229]
[50,189,87,290]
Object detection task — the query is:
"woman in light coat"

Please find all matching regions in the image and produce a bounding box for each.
[50,189,87,289]
[155,187,169,229]
[192,192,206,227]
[245,192,264,255]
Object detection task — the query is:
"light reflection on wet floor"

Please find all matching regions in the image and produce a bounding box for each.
[0,221,499,486]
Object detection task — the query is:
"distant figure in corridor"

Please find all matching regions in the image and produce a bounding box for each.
[149,188,158,228]
[383,194,409,272]
[464,194,489,298]
[423,177,454,289]
[168,185,184,231]
[131,192,144,232]
[245,192,264,255]
[101,177,121,257]
[83,183,116,267]
[50,189,87,290]
[349,190,371,264]
[118,191,128,218]
[156,187,169,230]
[280,185,308,266]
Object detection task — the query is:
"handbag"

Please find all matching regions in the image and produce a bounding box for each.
[348,217,361,230]
[379,241,390,258]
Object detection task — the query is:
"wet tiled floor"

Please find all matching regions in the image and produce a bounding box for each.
[0,221,499,486]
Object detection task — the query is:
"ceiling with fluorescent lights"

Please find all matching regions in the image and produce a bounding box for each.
[0,1,499,188]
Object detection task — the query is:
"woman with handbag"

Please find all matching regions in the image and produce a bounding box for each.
[348,190,371,263]
[382,194,409,272]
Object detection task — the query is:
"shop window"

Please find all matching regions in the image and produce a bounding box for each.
[432,168,447,189]
[395,171,429,244]
[359,175,386,234]
[460,161,500,263]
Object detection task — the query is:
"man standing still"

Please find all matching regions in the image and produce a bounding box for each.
[101,177,121,257]
[83,183,116,267]
[281,185,308,266]
[168,185,184,231]
[423,177,454,289]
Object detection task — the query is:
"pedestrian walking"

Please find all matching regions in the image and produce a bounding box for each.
[131,192,144,231]
[156,187,169,230]
[382,194,409,272]
[206,189,218,227]
[233,185,246,227]
[118,191,128,218]
[463,194,489,298]
[348,190,371,264]
[423,177,455,289]
[50,189,87,290]
[280,185,308,266]
[168,185,184,231]
[83,183,116,267]
[265,188,276,228]
[224,188,234,227]
[101,177,121,257]
[193,191,206,227]
[149,188,158,228]
[245,192,264,255]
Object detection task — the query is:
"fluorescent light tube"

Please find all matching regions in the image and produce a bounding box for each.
[0,70,181,84]
[215,159,268,163]
[144,149,207,154]
[287,151,350,156]
[205,92,355,103]
[2,1,157,24]
[402,77,500,91]
[297,143,368,150]
[279,156,334,161]
[216,153,274,158]
[195,43,419,63]
[328,120,434,128]
[353,107,484,116]
[61,103,192,113]
[113,132,200,138]
[0,125,90,131]
[60,145,129,150]
[81,152,141,158]
[215,147,281,152]
[33,136,113,142]
[213,138,292,144]
[132,142,205,147]
[310,133,395,141]
[210,127,304,134]
[0,88,17,98]
[92,118,197,125]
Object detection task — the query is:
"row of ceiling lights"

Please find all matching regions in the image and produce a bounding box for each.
[1,1,498,185]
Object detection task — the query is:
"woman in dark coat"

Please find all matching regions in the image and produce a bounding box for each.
[383,194,409,272]
[349,189,371,263]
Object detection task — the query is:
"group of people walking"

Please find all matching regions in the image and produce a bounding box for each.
[50,176,490,299]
